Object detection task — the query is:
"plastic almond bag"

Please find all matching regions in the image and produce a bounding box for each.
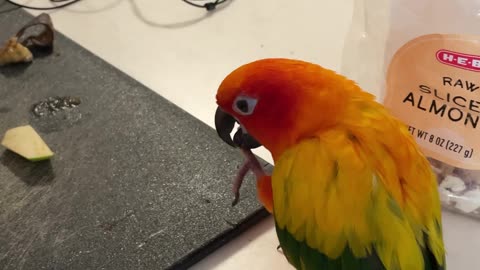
[341,0,480,218]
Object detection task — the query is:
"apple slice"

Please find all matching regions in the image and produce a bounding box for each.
[1,125,54,161]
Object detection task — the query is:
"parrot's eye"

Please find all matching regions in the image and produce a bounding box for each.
[233,96,257,116]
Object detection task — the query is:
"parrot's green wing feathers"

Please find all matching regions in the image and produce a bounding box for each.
[276,222,443,270]
[271,130,445,270]
[276,222,385,270]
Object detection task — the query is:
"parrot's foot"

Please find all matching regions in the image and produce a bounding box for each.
[231,147,267,206]
[231,158,250,206]
[276,244,284,254]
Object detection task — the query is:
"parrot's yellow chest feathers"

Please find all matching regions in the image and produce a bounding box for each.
[271,94,445,270]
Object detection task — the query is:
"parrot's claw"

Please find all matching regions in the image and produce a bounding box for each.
[231,192,240,206]
[276,244,283,254]
[231,158,250,208]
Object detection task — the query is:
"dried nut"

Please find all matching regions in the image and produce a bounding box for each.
[440,166,455,179]
[438,187,452,204]
[0,37,33,66]
[455,169,480,186]
[431,166,442,175]
[0,13,55,66]
[428,158,444,169]
[439,175,466,193]
[16,13,55,49]
[427,158,456,181]
[454,188,480,213]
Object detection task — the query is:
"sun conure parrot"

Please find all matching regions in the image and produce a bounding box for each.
[214,58,446,270]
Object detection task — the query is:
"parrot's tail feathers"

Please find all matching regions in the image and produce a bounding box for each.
[275,221,445,270]
[275,222,386,270]
[422,232,446,270]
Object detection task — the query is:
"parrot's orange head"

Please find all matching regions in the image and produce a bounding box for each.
[215,58,352,157]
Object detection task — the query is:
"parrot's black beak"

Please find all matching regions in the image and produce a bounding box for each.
[215,107,236,147]
[214,106,261,149]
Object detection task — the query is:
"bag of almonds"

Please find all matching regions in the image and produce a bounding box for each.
[341,0,480,218]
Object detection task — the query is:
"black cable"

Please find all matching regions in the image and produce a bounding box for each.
[2,0,227,13]
[4,0,82,10]
[182,0,227,11]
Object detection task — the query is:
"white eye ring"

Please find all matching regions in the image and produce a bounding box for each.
[232,95,257,116]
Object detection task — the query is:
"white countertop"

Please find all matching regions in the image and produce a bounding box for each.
[15,0,480,268]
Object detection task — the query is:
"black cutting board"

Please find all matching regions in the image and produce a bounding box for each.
[0,8,269,270]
